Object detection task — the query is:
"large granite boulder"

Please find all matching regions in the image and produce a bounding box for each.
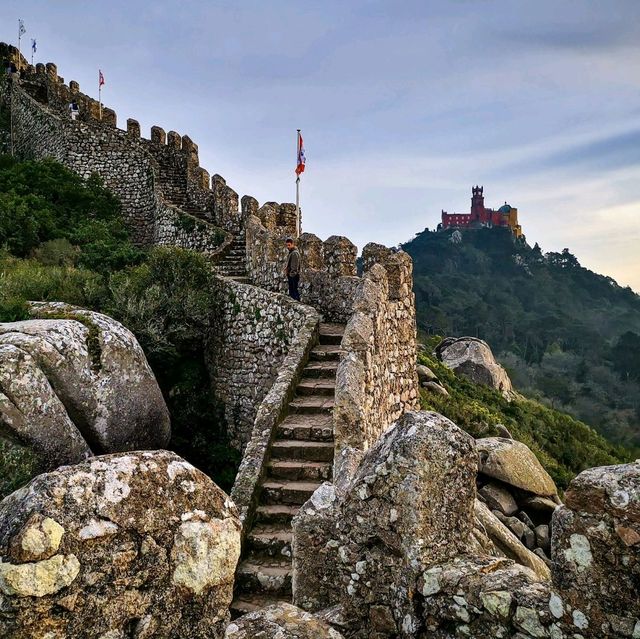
[436,337,512,395]
[293,411,478,637]
[0,450,241,639]
[418,555,561,638]
[0,302,170,484]
[477,437,558,498]
[552,461,640,636]
[225,603,344,638]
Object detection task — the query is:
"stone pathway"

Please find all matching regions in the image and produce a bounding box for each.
[231,322,344,616]
[215,231,250,283]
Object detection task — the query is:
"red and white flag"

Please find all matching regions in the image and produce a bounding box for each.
[99,70,105,87]
[295,131,305,176]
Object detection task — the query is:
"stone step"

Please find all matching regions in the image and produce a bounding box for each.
[289,395,335,415]
[277,414,333,442]
[235,557,292,595]
[319,323,345,345]
[268,460,332,482]
[302,360,338,379]
[255,504,300,525]
[271,440,334,462]
[217,261,244,268]
[227,276,251,284]
[217,267,246,275]
[261,479,321,505]
[309,345,343,362]
[246,524,293,557]
[295,379,336,397]
[231,594,288,618]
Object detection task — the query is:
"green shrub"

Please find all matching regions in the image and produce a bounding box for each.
[32,238,79,266]
[106,247,239,489]
[0,254,106,321]
[0,156,142,273]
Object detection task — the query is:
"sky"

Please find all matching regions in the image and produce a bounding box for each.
[4,1,640,290]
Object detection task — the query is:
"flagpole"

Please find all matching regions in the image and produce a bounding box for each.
[98,73,102,121]
[17,20,22,72]
[295,129,301,238]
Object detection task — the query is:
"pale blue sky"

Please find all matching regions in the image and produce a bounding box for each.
[4,1,640,289]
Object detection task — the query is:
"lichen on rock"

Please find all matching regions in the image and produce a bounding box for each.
[0,450,240,639]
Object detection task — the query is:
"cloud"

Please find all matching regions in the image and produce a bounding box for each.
[3,0,639,290]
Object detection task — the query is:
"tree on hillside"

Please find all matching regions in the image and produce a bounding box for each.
[612,331,640,381]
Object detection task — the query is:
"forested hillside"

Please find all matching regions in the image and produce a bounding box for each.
[417,338,628,489]
[403,227,640,449]
[0,152,238,496]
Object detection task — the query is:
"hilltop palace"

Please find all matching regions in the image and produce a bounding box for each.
[439,185,523,237]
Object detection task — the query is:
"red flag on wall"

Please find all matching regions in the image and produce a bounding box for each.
[99,70,105,87]
[295,131,305,176]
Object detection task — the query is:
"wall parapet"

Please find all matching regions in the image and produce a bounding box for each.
[231,309,320,534]
[208,276,320,452]
[0,43,247,239]
[1,72,233,253]
[207,276,320,535]
[333,247,419,469]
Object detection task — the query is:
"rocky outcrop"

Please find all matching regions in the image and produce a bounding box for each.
[553,461,640,636]
[477,438,557,498]
[419,555,553,637]
[292,411,478,636]
[475,437,559,566]
[225,603,344,638]
[0,450,241,639]
[291,411,640,638]
[421,461,640,638]
[436,336,513,395]
[0,302,170,485]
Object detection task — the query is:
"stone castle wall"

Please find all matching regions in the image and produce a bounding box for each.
[245,209,363,323]
[3,77,229,256]
[245,205,420,465]
[334,244,419,466]
[207,276,320,452]
[0,44,245,252]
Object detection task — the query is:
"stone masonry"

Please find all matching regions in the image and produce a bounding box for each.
[0,43,242,263]
[208,276,321,452]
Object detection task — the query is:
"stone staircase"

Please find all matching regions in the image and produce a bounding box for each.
[155,165,214,224]
[215,231,249,283]
[231,323,344,616]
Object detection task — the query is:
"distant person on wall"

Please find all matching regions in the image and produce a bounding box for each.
[285,238,301,301]
[69,101,79,121]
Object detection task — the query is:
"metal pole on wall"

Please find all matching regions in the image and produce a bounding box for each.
[17,20,25,72]
[295,129,301,238]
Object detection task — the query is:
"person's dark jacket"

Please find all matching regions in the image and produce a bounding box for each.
[286,248,301,277]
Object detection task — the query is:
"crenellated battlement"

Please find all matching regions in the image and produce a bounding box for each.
[0,41,282,253]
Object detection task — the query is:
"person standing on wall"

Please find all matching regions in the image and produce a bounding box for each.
[285,238,301,301]
[69,101,79,121]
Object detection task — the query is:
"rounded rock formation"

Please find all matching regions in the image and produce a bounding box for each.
[436,337,512,396]
[0,302,171,488]
[476,437,558,498]
[0,450,241,639]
